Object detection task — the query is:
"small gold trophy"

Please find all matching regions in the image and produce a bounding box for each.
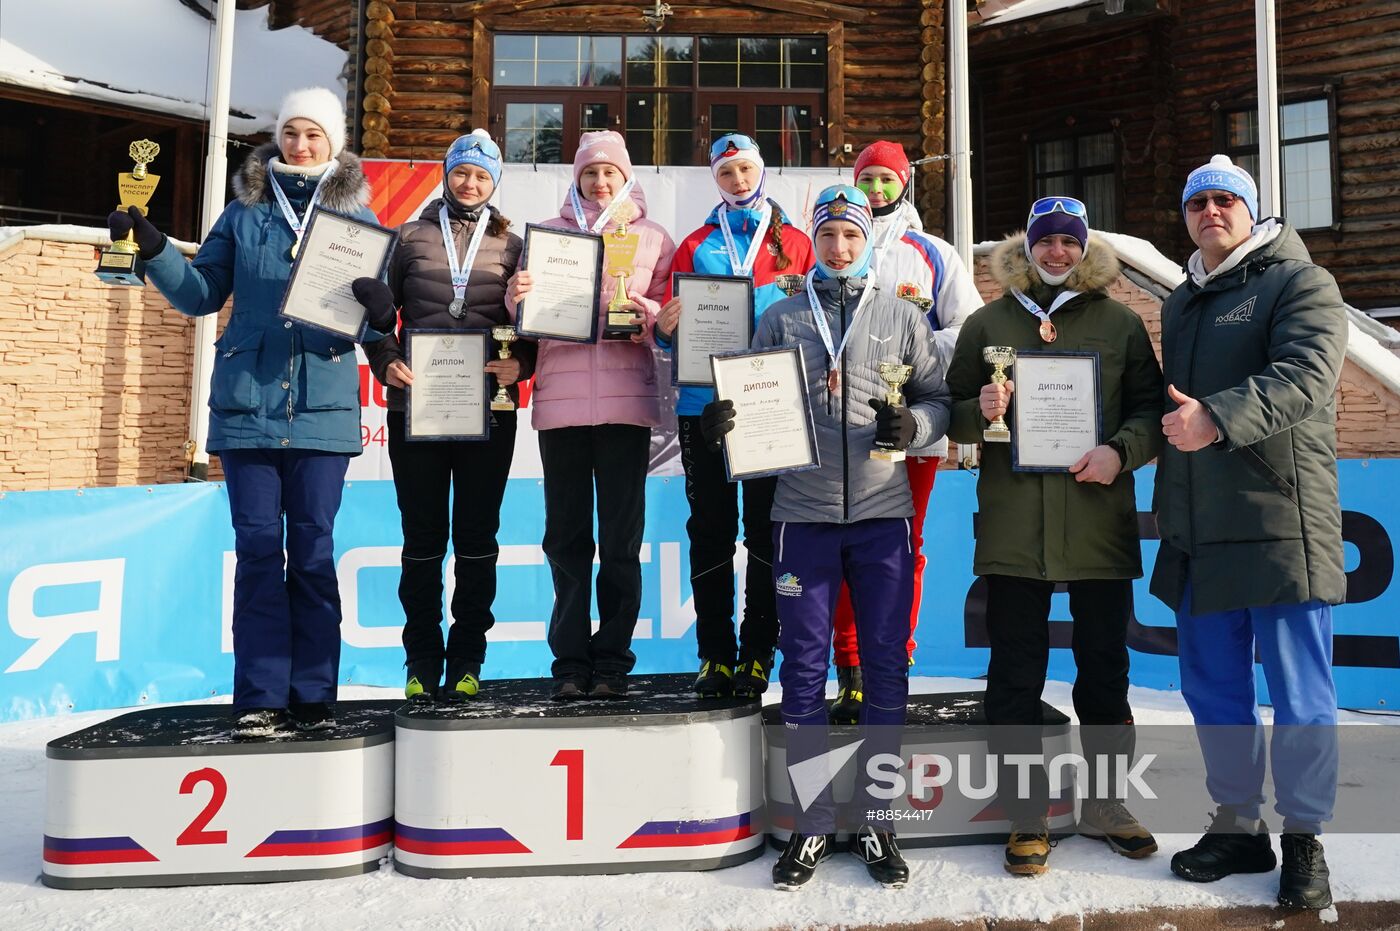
[982,346,1017,443]
[490,325,518,411]
[602,222,642,341]
[96,140,161,286]
[871,362,915,462]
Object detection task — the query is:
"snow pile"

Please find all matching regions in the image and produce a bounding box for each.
[0,0,346,134]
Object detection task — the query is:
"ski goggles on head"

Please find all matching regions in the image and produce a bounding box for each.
[812,184,872,235]
[815,183,871,211]
[709,133,762,164]
[1028,196,1088,221]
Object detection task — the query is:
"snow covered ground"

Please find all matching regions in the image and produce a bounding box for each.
[1,678,1392,930]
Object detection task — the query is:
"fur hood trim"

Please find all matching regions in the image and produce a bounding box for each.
[990,231,1121,294]
[232,142,371,213]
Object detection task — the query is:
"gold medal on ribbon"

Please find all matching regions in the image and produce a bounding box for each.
[289,237,301,261]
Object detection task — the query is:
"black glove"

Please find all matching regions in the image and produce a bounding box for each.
[699,399,736,450]
[869,397,916,451]
[107,206,165,260]
[352,277,398,332]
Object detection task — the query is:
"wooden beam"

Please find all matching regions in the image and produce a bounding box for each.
[473,18,491,133]
[472,0,866,23]
[827,21,845,163]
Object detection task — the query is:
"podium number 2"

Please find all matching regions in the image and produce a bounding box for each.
[550,750,583,840]
[177,767,229,846]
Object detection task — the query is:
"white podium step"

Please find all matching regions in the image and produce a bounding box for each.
[764,692,1078,847]
[393,673,766,877]
[43,701,399,889]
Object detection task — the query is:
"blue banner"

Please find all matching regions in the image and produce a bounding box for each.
[2,461,1396,721]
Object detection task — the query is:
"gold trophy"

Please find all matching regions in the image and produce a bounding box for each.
[871,362,915,462]
[96,140,161,286]
[490,325,518,411]
[602,221,642,341]
[982,346,1017,443]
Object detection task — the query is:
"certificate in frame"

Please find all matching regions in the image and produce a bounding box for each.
[516,223,604,344]
[278,207,398,342]
[404,328,491,442]
[672,273,755,387]
[1010,350,1102,473]
[710,345,820,482]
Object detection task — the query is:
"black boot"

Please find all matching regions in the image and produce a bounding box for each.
[829,665,863,725]
[1278,833,1332,909]
[772,832,836,890]
[732,649,775,699]
[851,824,909,888]
[442,658,482,701]
[405,657,444,702]
[1170,806,1277,883]
[693,659,733,699]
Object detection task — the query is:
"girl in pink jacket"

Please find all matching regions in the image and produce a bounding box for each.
[508,131,676,700]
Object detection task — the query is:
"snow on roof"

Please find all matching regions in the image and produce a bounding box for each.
[972,0,1098,27]
[976,228,1400,400]
[0,0,347,135]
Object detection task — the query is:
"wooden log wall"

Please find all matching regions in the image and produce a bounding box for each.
[1171,1,1400,310]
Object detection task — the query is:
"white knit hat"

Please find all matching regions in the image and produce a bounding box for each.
[276,87,347,157]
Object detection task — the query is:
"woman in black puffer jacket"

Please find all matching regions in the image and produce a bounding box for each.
[355,130,534,701]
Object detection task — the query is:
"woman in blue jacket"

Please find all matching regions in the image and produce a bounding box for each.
[108,88,378,738]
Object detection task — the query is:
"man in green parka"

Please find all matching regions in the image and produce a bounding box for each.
[946,197,1163,876]
[1153,155,1345,911]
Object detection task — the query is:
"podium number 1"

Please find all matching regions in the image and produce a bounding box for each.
[177,767,229,846]
[550,750,584,840]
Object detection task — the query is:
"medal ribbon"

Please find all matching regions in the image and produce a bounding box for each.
[1011,288,1079,332]
[717,203,772,277]
[568,176,636,234]
[439,204,493,307]
[806,270,878,379]
[269,161,338,254]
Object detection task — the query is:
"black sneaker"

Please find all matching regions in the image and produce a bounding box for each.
[589,674,629,700]
[732,650,775,699]
[1170,807,1277,883]
[232,708,289,739]
[694,660,733,698]
[405,657,443,702]
[851,824,909,888]
[772,832,837,890]
[830,665,863,725]
[551,677,589,701]
[1278,833,1332,909]
[289,702,334,731]
[442,659,482,701]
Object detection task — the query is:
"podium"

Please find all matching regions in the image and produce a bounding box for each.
[765,692,1077,847]
[393,673,766,877]
[43,701,399,889]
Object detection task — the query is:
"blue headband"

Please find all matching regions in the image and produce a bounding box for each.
[444,131,502,187]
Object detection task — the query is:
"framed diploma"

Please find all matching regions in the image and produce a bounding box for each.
[404,329,491,441]
[672,273,755,387]
[1010,350,1102,472]
[517,224,604,343]
[710,346,820,482]
[278,207,397,341]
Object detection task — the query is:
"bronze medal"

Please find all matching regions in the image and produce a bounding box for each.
[827,368,840,394]
[1039,319,1057,343]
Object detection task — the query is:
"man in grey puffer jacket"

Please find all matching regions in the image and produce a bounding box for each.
[703,185,950,891]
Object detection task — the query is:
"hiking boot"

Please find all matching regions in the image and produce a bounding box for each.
[1170,806,1277,883]
[442,659,482,701]
[404,657,443,702]
[289,702,334,731]
[1278,833,1332,910]
[589,674,629,700]
[829,665,863,725]
[232,708,289,739]
[772,832,837,890]
[1004,817,1052,876]
[693,660,733,699]
[551,677,589,701]
[732,650,775,699]
[1079,798,1158,859]
[851,824,909,888]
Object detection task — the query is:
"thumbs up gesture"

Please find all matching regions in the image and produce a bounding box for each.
[1161,384,1221,452]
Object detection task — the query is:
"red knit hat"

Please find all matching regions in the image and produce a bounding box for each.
[853,140,911,187]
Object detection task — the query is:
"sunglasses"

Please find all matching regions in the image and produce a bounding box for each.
[1028,196,1088,219]
[1185,192,1243,212]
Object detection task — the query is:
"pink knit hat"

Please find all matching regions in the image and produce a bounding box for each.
[573,131,633,184]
